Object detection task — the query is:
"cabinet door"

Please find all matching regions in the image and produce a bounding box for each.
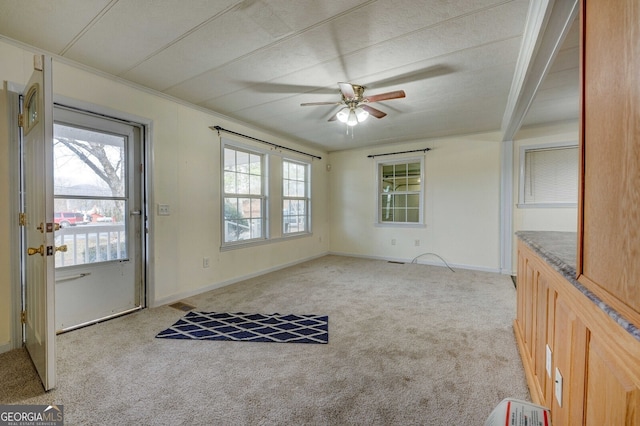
[585,334,640,425]
[552,297,587,426]
[580,0,640,316]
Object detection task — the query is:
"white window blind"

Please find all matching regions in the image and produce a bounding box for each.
[522,146,578,205]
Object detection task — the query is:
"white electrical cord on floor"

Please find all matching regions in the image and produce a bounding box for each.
[410,252,455,272]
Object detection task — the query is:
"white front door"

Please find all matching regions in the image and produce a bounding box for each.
[52,106,145,332]
[21,55,56,390]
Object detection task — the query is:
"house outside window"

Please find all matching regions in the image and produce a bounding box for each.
[518,143,578,207]
[283,160,310,234]
[377,158,424,225]
[223,145,266,243]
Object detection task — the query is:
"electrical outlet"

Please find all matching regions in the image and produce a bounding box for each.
[391,239,396,246]
[555,368,563,407]
[546,345,552,378]
[414,239,420,247]
[157,204,170,216]
[203,257,210,268]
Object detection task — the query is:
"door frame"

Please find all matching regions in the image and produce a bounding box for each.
[5,83,24,351]
[52,103,148,330]
[8,91,153,347]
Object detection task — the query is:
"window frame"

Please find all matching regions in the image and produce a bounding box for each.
[518,142,579,208]
[221,141,268,246]
[282,159,311,236]
[375,156,425,227]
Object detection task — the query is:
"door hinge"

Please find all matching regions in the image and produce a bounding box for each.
[19,213,27,227]
[18,113,24,128]
[21,311,27,324]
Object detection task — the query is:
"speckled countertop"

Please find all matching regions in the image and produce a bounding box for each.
[516,231,640,342]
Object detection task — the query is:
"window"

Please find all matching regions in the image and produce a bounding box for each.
[377,158,423,224]
[223,146,265,243]
[283,160,310,234]
[519,144,578,207]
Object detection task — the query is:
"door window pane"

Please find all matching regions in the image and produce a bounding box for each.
[53,123,128,267]
[54,124,125,197]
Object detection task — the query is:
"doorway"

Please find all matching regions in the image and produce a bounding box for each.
[51,106,146,332]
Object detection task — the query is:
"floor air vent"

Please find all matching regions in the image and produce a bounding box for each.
[169,301,196,312]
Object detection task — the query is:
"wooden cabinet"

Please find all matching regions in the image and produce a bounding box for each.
[515,240,640,425]
[551,297,587,426]
[585,334,640,425]
[514,0,640,423]
[578,0,640,325]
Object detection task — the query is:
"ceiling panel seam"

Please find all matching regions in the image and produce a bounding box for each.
[59,0,120,56]
[158,0,377,92]
[162,0,522,95]
[201,34,523,111]
[117,2,241,76]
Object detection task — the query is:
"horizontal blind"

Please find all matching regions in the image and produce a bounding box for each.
[524,146,578,204]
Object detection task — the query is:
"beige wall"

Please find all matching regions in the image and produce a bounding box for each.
[0,37,579,352]
[511,121,579,271]
[328,133,503,271]
[0,39,329,350]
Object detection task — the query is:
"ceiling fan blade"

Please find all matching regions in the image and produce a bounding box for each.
[368,65,455,89]
[338,82,356,99]
[300,101,342,106]
[235,81,337,95]
[365,90,406,103]
[361,105,387,119]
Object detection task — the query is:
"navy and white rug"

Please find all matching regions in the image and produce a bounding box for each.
[156,312,329,344]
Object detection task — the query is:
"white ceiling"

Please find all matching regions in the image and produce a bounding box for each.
[0,0,578,151]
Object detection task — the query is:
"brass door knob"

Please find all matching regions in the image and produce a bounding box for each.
[27,245,44,256]
[55,245,68,253]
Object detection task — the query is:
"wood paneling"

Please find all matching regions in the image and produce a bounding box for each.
[580,0,640,316]
[516,241,640,425]
[586,336,640,425]
[552,297,587,426]
[516,1,640,423]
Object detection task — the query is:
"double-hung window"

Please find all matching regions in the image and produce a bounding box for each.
[377,158,424,224]
[223,145,265,243]
[283,160,310,234]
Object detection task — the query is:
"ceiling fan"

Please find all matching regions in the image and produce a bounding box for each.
[300,82,406,126]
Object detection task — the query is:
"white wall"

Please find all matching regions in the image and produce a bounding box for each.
[511,121,579,271]
[0,39,329,350]
[328,132,503,272]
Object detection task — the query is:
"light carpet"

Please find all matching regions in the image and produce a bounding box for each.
[0,255,529,425]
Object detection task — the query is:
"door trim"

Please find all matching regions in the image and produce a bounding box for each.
[4,85,23,351]
[51,97,153,309]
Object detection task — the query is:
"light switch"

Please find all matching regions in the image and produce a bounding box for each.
[555,367,563,407]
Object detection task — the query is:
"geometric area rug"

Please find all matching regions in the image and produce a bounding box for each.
[156,312,329,344]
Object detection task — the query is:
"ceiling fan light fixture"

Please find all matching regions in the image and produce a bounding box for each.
[355,106,369,123]
[336,107,350,123]
[347,109,358,126]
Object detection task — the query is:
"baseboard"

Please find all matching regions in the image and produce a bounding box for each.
[327,251,501,274]
[151,251,329,308]
[0,341,12,355]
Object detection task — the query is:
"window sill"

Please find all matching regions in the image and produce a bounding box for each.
[516,203,577,209]
[374,222,426,229]
[220,232,312,251]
